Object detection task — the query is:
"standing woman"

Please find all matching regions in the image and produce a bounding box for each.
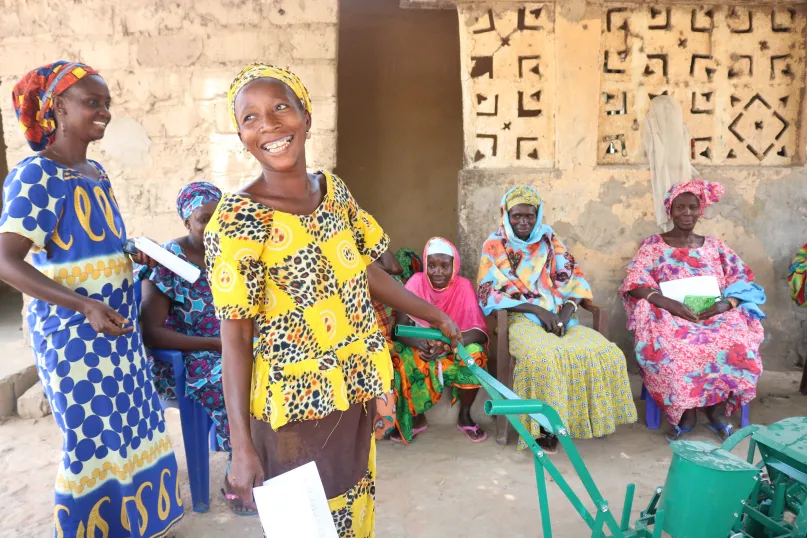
[205,63,460,535]
[0,62,183,537]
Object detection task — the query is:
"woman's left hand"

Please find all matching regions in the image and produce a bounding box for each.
[698,301,732,320]
[433,312,461,353]
[130,250,157,268]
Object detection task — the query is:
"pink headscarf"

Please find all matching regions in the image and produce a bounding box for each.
[664,179,725,216]
[404,237,488,336]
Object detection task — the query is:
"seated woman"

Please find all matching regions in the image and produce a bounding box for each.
[478,185,636,452]
[392,237,489,443]
[620,180,765,441]
[140,182,248,514]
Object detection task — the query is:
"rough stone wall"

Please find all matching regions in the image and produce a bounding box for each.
[0,0,338,243]
[457,2,807,370]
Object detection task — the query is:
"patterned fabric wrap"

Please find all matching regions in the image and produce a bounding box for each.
[176,181,222,220]
[139,240,230,451]
[663,179,725,216]
[393,343,488,444]
[788,242,807,307]
[620,235,765,425]
[504,184,542,211]
[508,317,636,446]
[0,156,183,537]
[477,185,593,330]
[204,171,392,431]
[12,61,99,151]
[228,63,313,128]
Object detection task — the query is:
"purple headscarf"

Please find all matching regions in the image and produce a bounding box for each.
[176,181,222,220]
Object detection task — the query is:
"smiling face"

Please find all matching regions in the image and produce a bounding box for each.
[669,192,700,231]
[53,75,111,143]
[426,253,454,290]
[234,78,311,173]
[508,204,538,240]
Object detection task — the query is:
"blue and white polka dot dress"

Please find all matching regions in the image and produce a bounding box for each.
[0,156,184,537]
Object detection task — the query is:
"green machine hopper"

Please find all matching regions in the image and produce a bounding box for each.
[395,325,807,538]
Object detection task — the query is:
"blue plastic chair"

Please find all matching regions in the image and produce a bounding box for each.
[151,348,216,513]
[133,279,216,513]
[641,384,750,430]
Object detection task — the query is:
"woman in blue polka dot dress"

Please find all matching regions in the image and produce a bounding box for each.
[0,62,184,537]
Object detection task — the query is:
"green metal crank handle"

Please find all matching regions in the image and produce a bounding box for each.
[394,325,554,433]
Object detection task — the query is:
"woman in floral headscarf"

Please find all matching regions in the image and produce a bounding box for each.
[0,61,183,537]
[620,180,766,442]
[478,185,636,452]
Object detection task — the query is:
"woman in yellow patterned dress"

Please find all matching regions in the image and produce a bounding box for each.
[204,63,460,536]
[477,185,636,452]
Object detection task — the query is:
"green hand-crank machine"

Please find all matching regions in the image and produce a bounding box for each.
[396,325,807,538]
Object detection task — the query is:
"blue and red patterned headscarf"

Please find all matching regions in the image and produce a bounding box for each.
[12,61,99,151]
[176,182,223,221]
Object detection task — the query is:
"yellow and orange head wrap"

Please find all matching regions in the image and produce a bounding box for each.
[227,63,313,129]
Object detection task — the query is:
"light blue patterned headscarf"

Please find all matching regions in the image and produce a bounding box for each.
[176,182,222,220]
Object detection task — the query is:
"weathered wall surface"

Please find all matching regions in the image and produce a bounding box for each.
[457,2,807,369]
[0,0,339,243]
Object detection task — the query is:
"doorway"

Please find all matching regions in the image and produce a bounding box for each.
[336,0,463,252]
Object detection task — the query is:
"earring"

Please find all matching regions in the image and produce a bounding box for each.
[306,131,312,140]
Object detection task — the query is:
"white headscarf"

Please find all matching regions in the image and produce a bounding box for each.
[642,96,699,230]
[425,237,454,258]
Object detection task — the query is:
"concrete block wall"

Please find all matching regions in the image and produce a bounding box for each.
[0,0,339,243]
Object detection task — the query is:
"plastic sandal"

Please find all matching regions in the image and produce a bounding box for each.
[389,424,427,444]
[457,424,488,443]
[665,425,692,443]
[221,488,258,516]
[707,422,734,442]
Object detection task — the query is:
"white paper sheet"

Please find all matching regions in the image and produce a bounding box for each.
[659,275,720,303]
[132,237,201,284]
[253,461,338,538]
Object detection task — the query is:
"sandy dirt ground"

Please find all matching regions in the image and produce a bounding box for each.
[0,371,803,538]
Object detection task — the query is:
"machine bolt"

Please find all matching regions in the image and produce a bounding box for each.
[656,487,663,494]
[754,476,759,481]
[558,428,568,436]
[601,503,609,513]
[741,500,746,505]
[733,513,738,518]
[467,358,475,365]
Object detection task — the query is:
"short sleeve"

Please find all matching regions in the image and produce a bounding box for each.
[0,158,67,251]
[204,195,268,320]
[340,177,389,265]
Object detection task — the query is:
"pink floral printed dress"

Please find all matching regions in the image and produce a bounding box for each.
[620,235,766,426]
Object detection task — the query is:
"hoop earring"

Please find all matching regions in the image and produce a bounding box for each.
[306,131,312,140]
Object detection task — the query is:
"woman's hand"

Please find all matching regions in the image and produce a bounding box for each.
[228,445,264,510]
[657,297,699,322]
[557,303,576,336]
[83,299,133,336]
[433,312,461,353]
[531,305,562,336]
[130,250,157,268]
[698,301,732,320]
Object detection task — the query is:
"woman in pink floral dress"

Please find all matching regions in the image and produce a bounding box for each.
[620,180,766,441]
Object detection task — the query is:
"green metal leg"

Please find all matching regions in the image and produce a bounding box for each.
[652,509,665,538]
[534,456,553,538]
[621,484,636,531]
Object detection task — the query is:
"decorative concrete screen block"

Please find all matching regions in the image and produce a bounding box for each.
[458,4,555,169]
[597,5,806,166]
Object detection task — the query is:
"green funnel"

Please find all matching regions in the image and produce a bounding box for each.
[658,441,758,537]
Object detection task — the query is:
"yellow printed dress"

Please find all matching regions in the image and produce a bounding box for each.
[205,172,392,537]
[0,157,184,538]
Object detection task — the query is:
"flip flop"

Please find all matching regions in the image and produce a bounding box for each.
[457,424,488,443]
[707,422,734,442]
[221,488,258,516]
[389,425,428,444]
[665,425,692,443]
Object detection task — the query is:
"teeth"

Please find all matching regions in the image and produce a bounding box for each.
[94,121,107,127]
[262,136,292,153]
